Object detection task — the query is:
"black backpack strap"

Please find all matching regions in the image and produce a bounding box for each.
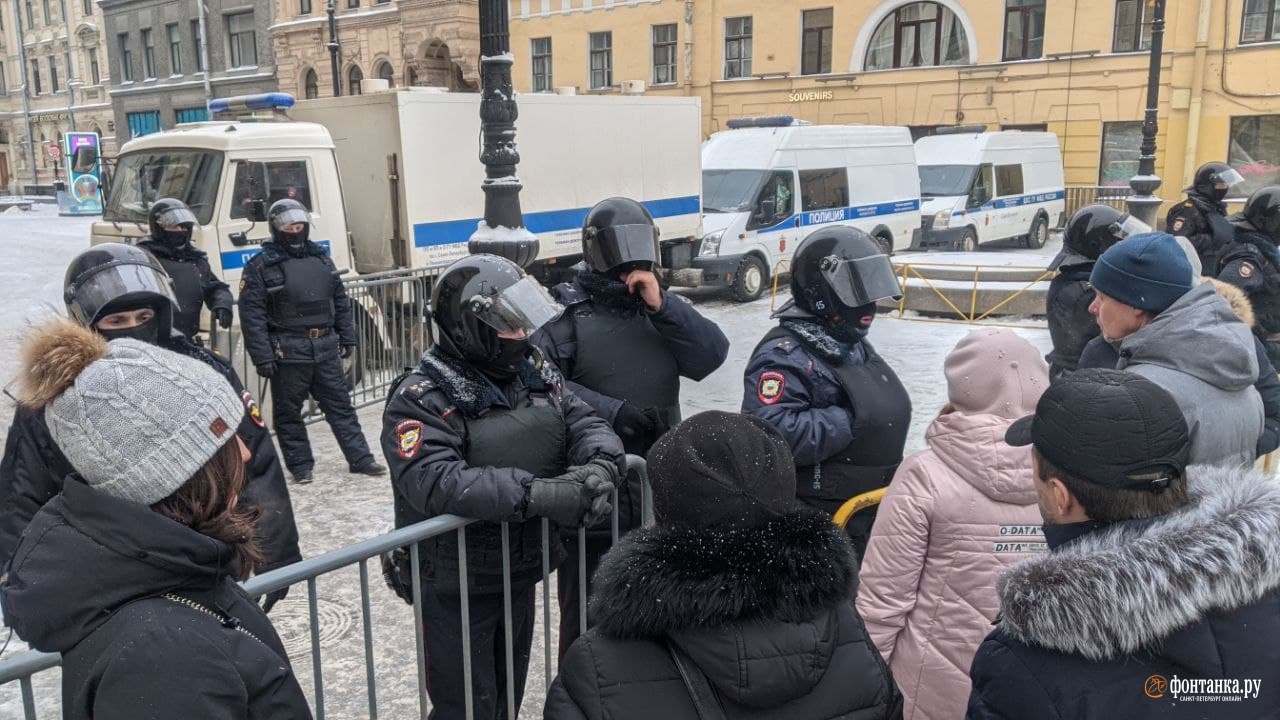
[666,640,727,720]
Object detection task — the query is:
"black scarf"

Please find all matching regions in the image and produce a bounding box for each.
[779,319,857,364]
[576,270,646,312]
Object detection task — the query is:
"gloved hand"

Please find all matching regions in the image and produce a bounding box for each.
[614,402,666,445]
[214,307,233,329]
[256,361,278,379]
[260,587,288,614]
[525,466,615,528]
[340,344,356,359]
[579,458,620,527]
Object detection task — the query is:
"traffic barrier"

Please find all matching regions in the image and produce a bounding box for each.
[889,261,1056,322]
[0,456,651,719]
[1065,185,1130,218]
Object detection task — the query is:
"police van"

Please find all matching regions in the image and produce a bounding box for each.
[668,118,920,302]
[915,129,1065,251]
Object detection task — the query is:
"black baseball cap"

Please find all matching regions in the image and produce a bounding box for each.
[1005,369,1190,492]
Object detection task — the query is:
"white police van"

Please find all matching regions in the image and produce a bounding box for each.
[670,117,920,302]
[915,129,1065,251]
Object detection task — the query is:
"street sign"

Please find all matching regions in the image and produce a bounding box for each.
[46,142,62,160]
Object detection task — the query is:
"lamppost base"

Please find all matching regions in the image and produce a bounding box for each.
[1126,175,1164,229]
[468,221,539,268]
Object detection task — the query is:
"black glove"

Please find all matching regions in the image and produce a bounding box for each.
[340,344,355,359]
[580,459,620,527]
[256,361,278,379]
[525,466,615,528]
[214,307,233,329]
[260,587,288,613]
[614,402,665,444]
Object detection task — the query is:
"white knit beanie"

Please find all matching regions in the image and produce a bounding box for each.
[20,321,244,505]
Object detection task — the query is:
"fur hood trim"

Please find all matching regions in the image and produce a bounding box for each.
[998,464,1280,661]
[779,320,852,363]
[1207,277,1257,328]
[589,511,856,639]
[20,321,108,408]
[416,347,562,416]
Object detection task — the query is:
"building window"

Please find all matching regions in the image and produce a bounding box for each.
[652,24,676,85]
[0,3,5,31]
[866,2,970,70]
[227,12,257,68]
[303,68,318,99]
[141,28,155,78]
[799,168,849,211]
[90,49,99,85]
[589,31,612,89]
[0,62,6,94]
[1242,0,1280,43]
[168,24,182,74]
[48,56,57,92]
[300,0,311,14]
[1099,120,1142,186]
[531,37,552,92]
[175,106,209,123]
[24,0,32,30]
[1003,0,1045,61]
[30,59,41,95]
[724,16,752,79]
[41,0,49,24]
[82,0,90,17]
[407,66,418,86]
[801,9,833,75]
[1112,0,1155,53]
[1229,115,1280,198]
[126,110,161,138]
[191,21,205,72]
[376,60,394,86]
[348,64,363,95]
[118,33,133,82]
[347,0,358,7]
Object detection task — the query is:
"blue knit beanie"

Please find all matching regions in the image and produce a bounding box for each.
[1089,232,1194,313]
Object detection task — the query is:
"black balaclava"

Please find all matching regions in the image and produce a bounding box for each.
[490,337,533,377]
[95,300,163,345]
[159,224,194,249]
[280,224,310,257]
[829,301,878,343]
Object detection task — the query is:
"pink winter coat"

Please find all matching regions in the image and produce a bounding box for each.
[856,412,1045,720]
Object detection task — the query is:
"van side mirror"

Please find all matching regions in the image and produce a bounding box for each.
[250,199,267,223]
[72,145,98,174]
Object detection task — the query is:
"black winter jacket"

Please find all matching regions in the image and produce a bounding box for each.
[545,511,902,720]
[238,241,357,366]
[136,238,234,338]
[1045,254,1097,380]
[1,479,312,720]
[1166,192,1234,273]
[966,465,1280,720]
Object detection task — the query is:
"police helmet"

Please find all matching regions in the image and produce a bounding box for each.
[147,198,197,247]
[582,197,660,274]
[789,226,901,320]
[1191,162,1245,203]
[268,199,311,246]
[1243,186,1280,240]
[1063,204,1149,261]
[431,254,564,365]
[63,242,177,333]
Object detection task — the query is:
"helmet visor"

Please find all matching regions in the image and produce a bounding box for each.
[68,260,177,325]
[819,254,902,306]
[271,207,311,230]
[153,205,197,229]
[594,224,659,270]
[471,276,564,336]
[1114,215,1151,239]
[1214,168,1245,188]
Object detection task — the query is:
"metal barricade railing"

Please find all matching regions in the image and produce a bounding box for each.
[1065,185,1130,218]
[891,261,1056,323]
[0,454,651,720]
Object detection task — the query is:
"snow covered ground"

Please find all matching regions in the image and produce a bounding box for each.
[0,209,1052,718]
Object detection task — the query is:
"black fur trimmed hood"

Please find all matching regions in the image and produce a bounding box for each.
[589,510,856,639]
[998,464,1280,662]
[416,346,562,416]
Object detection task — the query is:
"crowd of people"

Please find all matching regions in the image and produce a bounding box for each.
[0,168,1278,719]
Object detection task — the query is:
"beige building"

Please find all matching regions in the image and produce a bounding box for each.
[0,0,114,193]
[507,0,1280,209]
[270,0,480,100]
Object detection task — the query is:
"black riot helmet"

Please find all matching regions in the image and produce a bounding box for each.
[1242,185,1280,240]
[1190,162,1245,203]
[431,254,564,370]
[268,199,311,253]
[1063,204,1150,261]
[788,226,902,322]
[147,197,197,248]
[581,197,660,275]
[63,242,177,335]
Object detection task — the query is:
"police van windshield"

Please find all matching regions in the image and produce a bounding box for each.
[919,165,978,198]
[702,169,769,213]
[104,150,224,225]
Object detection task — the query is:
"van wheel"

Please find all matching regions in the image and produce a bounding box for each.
[874,233,893,256]
[953,228,979,253]
[732,255,768,303]
[1025,214,1049,249]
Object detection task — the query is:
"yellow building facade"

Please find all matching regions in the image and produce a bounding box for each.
[508,0,1280,209]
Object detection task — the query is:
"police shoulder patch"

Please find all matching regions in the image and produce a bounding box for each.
[395,419,426,459]
[757,371,786,405]
[1183,201,1194,208]
[1171,217,1185,233]
[242,390,265,428]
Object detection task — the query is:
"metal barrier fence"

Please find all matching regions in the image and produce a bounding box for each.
[1065,185,1131,218]
[0,455,651,720]
[891,261,1056,322]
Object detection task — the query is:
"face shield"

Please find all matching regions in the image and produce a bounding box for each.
[1113,214,1151,240]
[65,259,178,326]
[469,276,564,337]
[153,205,197,230]
[270,206,311,232]
[819,254,903,307]
[1213,168,1245,189]
[588,224,660,272]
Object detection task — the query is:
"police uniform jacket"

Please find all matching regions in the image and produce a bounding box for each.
[136,239,234,338]
[238,241,357,366]
[1166,191,1234,273]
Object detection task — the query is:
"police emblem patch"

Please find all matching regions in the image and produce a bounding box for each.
[242,390,265,428]
[758,371,786,405]
[396,419,425,459]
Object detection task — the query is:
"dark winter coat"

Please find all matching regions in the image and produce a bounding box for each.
[238,241,357,366]
[1217,225,1280,335]
[545,511,903,720]
[0,333,301,572]
[966,465,1280,720]
[1166,191,1235,273]
[382,347,624,592]
[136,238,234,338]
[1,479,312,720]
[1045,254,1097,380]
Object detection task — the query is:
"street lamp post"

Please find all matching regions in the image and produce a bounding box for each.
[467,0,538,266]
[1125,0,1167,228]
[327,0,342,97]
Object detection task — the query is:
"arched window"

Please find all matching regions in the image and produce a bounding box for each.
[348,65,363,95]
[865,2,970,70]
[376,60,394,87]
[303,68,319,99]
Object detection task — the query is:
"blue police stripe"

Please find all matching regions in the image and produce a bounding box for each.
[412,195,701,249]
[220,240,331,271]
[953,189,1066,216]
[758,198,921,233]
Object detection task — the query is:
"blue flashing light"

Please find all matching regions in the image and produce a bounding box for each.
[726,115,796,129]
[208,93,297,115]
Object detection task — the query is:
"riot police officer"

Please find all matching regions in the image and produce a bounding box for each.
[534,196,730,655]
[742,226,910,562]
[1218,185,1280,366]
[136,197,235,339]
[239,199,384,483]
[0,244,301,608]
[1166,161,1245,273]
[383,253,622,720]
[1046,204,1149,381]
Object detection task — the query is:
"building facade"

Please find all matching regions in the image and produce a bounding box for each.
[100,0,278,145]
[508,0,1280,206]
[269,0,479,101]
[0,0,114,194]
